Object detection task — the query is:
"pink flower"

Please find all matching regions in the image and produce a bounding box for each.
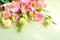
[11,2,20,12]
[41,3,47,8]
[3,10,11,19]
[4,2,20,13]
[30,2,40,11]
[24,4,31,13]
[3,0,46,21]
[38,0,44,4]
[13,13,19,21]
[20,0,30,3]
[38,0,47,8]
[20,3,31,13]
[33,11,45,21]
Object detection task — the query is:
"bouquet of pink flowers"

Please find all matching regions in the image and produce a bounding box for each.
[0,0,56,32]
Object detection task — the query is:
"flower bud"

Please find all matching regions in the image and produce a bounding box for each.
[19,18,27,26]
[11,15,16,22]
[4,19,12,28]
[43,20,51,27]
[29,11,33,17]
[22,14,28,20]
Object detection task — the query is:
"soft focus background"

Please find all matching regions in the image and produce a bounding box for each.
[0,0,60,40]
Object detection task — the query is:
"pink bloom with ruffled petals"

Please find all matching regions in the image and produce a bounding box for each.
[11,2,20,12]
[3,10,11,19]
[33,11,45,21]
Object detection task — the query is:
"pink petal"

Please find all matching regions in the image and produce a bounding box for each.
[3,10,11,19]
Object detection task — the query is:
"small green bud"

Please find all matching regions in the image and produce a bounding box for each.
[43,20,51,27]
[18,28,22,32]
[29,11,33,17]
[19,18,27,26]
[37,7,43,12]
[28,11,34,21]
[30,17,34,21]
[11,15,16,22]
[22,14,28,20]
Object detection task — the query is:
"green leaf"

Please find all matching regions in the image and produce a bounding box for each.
[47,15,52,19]
[44,15,56,25]
[0,0,12,5]
[49,20,56,25]
[44,15,53,20]
[43,10,50,13]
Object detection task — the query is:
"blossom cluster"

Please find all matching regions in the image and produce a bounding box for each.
[0,0,52,32]
[3,0,46,21]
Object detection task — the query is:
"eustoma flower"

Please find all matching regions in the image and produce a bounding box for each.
[33,11,45,21]
[2,0,46,22]
[11,2,20,12]
[1,0,54,32]
[3,10,11,19]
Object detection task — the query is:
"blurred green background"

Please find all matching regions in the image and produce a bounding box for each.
[0,0,60,40]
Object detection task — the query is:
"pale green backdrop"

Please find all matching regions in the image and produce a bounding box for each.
[0,0,60,40]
